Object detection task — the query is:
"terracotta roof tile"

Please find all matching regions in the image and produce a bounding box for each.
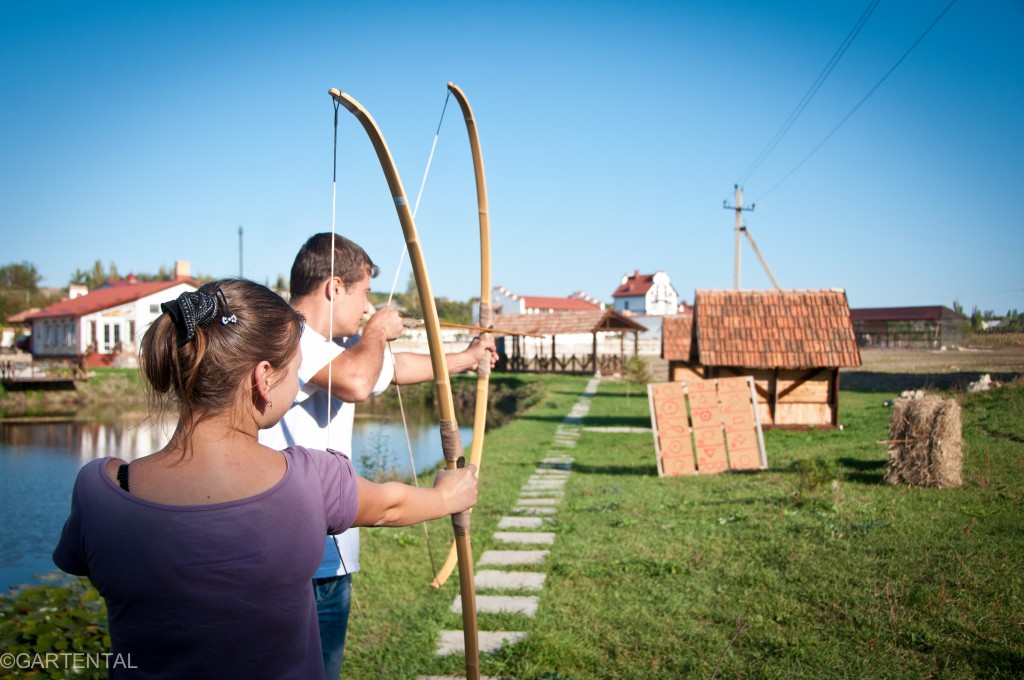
[27,280,198,320]
[661,314,694,361]
[692,289,861,369]
[519,295,602,312]
[7,308,40,323]
[611,271,656,298]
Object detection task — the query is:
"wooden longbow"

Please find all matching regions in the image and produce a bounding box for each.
[328,87,481,680]
[430,82,491,590]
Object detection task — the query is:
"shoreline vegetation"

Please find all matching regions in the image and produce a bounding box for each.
[0,367,146,420]
[0,368,545,426]
[2,349,1022,678]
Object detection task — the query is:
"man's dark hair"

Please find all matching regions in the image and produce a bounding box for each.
[289,233,380,298]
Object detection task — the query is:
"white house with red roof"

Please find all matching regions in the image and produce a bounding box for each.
[611,270,679,316]
[486,285,604,318]
[25,262,198,367]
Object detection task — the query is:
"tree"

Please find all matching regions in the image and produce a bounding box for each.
[0,261,59,323]
[0,261,42,291]
[134,264,175,282]
[621,354,651,404]
[435,296,472,325]
[952,299,963,315]
[70,260,120,289]
[970,306,984,332]
[402,272,423,320]
[69,261,214,288]
[1007,310,1024,333]
[398,273,472,324]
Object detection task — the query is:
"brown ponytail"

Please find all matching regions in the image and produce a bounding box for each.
[140,278,303,456]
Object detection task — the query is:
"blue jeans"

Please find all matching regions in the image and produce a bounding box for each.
[314,575,351,680]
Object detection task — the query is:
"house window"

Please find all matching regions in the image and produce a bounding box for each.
[129,321,136,342]
[104,325,111,344]
[150,304,159,313]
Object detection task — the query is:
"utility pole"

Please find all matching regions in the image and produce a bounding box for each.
[238,225,243,277]
[723,185,755,289]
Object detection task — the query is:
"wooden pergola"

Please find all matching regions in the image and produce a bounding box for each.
[489,310,647,375]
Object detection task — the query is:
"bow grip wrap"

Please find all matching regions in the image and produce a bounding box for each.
[477,301,493,379]
[440,418,471,536]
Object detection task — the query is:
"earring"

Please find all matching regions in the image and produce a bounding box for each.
[266,400,273,408]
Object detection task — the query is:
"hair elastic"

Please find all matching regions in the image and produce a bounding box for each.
[161,287,237,347]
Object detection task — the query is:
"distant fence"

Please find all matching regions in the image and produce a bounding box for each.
[504,353,630,376]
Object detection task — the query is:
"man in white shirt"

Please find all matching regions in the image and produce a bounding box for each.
[260,232,494,679]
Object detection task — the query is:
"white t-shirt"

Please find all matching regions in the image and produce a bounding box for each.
[260,325,394,577]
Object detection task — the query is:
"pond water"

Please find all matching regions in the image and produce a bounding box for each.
[0,415,471,591]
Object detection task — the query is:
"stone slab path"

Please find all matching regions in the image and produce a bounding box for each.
[420,377,600,680]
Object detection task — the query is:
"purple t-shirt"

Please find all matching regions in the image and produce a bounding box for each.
[53,446,358,680]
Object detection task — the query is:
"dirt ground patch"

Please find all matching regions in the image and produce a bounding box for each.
[842,343,1024,392]
[643,342,1023,393]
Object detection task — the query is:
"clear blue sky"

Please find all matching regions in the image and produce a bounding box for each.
[2,0,1022,315]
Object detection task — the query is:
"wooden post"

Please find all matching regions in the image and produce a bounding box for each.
[619,332,624,359]
[770,368,779,425]
[831,369,841,427]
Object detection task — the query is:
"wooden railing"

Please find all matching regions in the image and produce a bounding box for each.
[505,354,628,375]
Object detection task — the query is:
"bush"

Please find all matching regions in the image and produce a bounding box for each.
[0,578,109,679]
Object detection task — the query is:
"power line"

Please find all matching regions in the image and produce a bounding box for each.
[737,0,879,186]
[755,0,960,203]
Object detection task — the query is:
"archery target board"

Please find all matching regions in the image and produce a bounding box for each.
[647,376,767,477]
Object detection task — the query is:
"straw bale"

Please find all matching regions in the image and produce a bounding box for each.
[883,395,962,488]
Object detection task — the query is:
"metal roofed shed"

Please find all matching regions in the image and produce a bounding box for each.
[850,306,967,349]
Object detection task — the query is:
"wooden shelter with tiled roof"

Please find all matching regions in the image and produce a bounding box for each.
[662,289,861,428]
[491,310,647,375]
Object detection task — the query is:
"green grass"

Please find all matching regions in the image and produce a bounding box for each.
[346,376,1023,679]
[4,374,1022,679]
[349,374,590,678]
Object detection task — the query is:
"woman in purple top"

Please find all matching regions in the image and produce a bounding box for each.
[53,279,477,679]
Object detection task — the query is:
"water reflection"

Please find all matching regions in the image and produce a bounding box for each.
[0,416,471,590]
[0,417,175,463]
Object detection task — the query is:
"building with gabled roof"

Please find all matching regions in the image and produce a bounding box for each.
[26,263,198,367]
[662,289,860,428]
[611,270,679,316]
[488,285,604,317]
